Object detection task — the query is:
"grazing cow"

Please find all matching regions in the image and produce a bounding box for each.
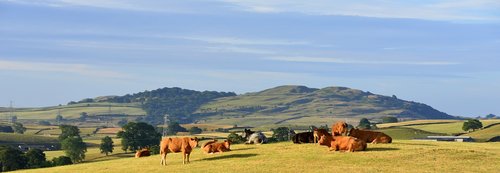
[332,121,348,136]
[313,128,331,143]
[160,137,199,165]
[246,132,268,144]
[318,135,366,152]
[135,148,151,158]
[203,140,231,154]
[349,128,392,144]
[292,132,314,144]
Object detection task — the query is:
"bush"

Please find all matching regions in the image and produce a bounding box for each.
[12,122,27,134]
[272,127,291,142]
[51,156,72,166]
[227,132,245,144]
[188,126,203,134]
[358,118,371,129]
[25,148,47,168]
[382,116,398,123]
[150,145,160,155]
[0,146,27,171]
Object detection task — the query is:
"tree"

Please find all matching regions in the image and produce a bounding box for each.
[149,145,160,155]
[358,118,371,129]
[79,112,88,122]
[272,127,291,142]
[462,119,483,132]
[100,136,114,156]
[51,156,72,166]
[188,126,202,134]
[58,125,80,141]
[485,114,496,119]
[166,122,187,135]
[0,125,14,133]
[0,146,27,171]
[61,136,87,163]
[117,122,161,152]
[12,122,26,134]
[382,117,398,123]
[25,148,47,168]
[227,132,246,144]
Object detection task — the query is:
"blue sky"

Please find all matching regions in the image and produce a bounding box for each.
[0,0,499,117]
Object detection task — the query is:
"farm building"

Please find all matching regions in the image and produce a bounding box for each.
[414,136,474,142]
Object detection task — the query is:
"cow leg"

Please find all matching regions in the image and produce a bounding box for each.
[160,153,167,166]
[186,153,191,163]
[182,152,186,164]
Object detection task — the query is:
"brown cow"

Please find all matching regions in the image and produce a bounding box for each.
[313,128,331,144]
[332,121,348,136]
[135,148,151,158]
[160,137,199,165]
[349,128,392,144]
[318,135,366,152]
[203,140,231,154]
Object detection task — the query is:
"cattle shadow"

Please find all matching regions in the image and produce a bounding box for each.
[199,153,258,161]
[398,143,437,146]
[366,147,400,152]
[230,147,256,151]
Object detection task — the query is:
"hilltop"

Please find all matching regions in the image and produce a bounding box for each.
[196,85,455,127]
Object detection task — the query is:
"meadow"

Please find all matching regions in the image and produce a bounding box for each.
[16,140,500,173]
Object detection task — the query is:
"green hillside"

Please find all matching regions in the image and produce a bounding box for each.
[197,85,455,127]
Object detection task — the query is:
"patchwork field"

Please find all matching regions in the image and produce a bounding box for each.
[17,140,500,173]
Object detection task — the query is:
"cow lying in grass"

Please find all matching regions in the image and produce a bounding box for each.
[203,140,231,154]
[313,128,330,144]
[135,148,151,158]
[160,137,199,165]
[332,121,348,136]
[349,128,392,144]
[292,132,314,144]
[318,135,366,152]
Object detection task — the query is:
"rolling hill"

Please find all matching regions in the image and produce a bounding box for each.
[196,85,455,127]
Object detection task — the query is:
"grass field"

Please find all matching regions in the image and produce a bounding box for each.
[0,132,58,144]
[377,120,460,128]
[375,127,444,140]
[17,140,500,173]
[0,102,145,120]
[464,124,500,142]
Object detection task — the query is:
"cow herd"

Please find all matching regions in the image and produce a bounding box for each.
[135,121,392,165]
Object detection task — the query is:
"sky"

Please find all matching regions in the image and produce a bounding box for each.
[0,0,499,117]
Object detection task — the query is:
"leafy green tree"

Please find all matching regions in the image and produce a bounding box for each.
[61,136,87,163]
[58,125,80,141]
[117,122,161,152]
[382,117,398,123]
[462,119,483,132]
[11,115,17,123]
[188,126,202,134]
[100,136,114,156]
[0,146,27,171]
[272,127,291,142]
[358,118,371,129]
[51,156,72,166]
[25,148,47,168]
[79,112,88,122]
[227,132,245,144]
[12,122,26,134]
[166,122,187,135]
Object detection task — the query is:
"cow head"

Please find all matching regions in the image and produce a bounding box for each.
[243,129,255,139]
[189,137,199,148]
[223,140,231,149]
[318,135,332,147]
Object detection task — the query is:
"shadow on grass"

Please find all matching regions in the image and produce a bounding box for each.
[199,153,258,161]
[83,153,135,163]
[398,143,437,146]
[366,147,400,152]
[230,147,256,151]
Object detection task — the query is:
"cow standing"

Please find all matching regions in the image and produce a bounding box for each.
[160,137,199,165]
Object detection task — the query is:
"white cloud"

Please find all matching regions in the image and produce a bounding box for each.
[221,0,500,22]
[180,36,309,46]
[267,56,460,65]
[0,59,129,78]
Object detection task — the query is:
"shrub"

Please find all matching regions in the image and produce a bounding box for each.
[227,132,245,144]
